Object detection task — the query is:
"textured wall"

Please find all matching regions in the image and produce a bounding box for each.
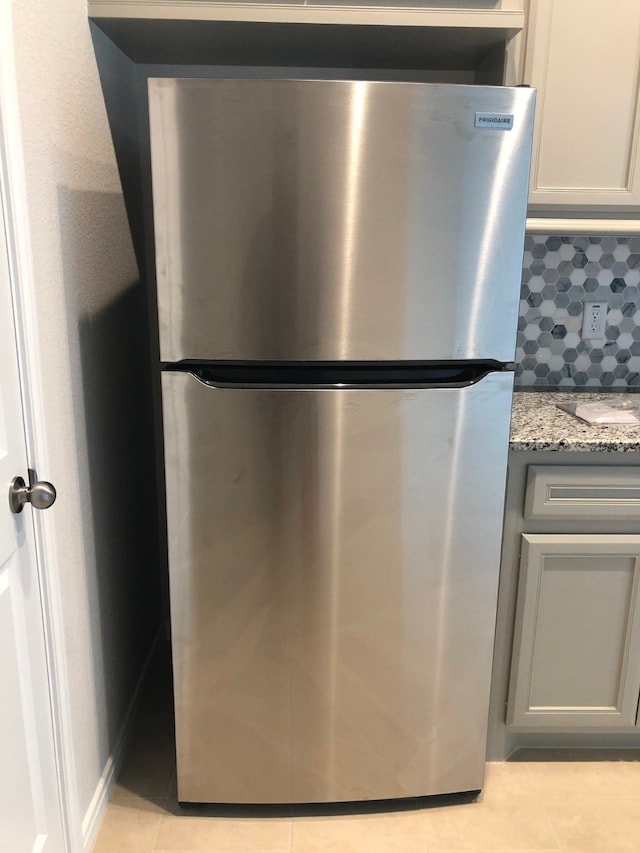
[10,0,161,840]
[516,235,640,388]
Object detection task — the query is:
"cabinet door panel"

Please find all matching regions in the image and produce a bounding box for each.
[526,0,640,207]
[508,534,640,728]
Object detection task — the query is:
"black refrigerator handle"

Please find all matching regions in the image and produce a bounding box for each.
[162,361,513,389]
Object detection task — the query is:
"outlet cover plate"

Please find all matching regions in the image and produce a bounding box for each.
[582,302,607,340]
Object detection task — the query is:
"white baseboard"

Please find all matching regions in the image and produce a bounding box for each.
[81,628,163,851]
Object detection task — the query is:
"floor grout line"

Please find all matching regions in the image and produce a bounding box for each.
[149,807,164,853]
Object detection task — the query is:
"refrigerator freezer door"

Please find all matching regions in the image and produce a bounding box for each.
[162,369,514,804]
[150,79,534,364]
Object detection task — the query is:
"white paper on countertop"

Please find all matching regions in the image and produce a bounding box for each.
[556,400,640,425]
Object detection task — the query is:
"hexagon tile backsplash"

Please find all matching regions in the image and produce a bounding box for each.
[515,235,640,389]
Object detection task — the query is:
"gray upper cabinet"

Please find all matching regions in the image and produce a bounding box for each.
[87,0,526,25]
[508,533,640,728]
[90,1,526,87]
[523,0,640,210]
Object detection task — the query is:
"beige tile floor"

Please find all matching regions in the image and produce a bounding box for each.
[93,656,640,853]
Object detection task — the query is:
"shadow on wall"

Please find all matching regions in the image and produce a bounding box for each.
[57,183,163,755]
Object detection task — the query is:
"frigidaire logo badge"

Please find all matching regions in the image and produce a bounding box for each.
[475,112,514,130]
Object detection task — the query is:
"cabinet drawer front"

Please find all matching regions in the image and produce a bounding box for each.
[525,466,640,521]
[507,534,640,729]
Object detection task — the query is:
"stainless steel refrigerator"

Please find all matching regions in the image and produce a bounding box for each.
[149,78,535,805]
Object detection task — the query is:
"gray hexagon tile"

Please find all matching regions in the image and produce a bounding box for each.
[516,235,640,388]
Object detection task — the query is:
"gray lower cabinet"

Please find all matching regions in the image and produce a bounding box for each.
[507,533,640,728]
[488,452,640,758]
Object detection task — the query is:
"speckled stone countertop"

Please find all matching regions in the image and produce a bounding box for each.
[510,392,640,453]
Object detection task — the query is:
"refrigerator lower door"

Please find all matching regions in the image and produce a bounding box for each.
[162,370,513,804]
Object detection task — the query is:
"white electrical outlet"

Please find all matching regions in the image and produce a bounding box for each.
[581,302,607,340]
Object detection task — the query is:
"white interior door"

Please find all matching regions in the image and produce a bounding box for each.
[0,184,65,850]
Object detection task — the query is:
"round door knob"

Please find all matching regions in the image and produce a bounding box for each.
[9,476,57,514]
